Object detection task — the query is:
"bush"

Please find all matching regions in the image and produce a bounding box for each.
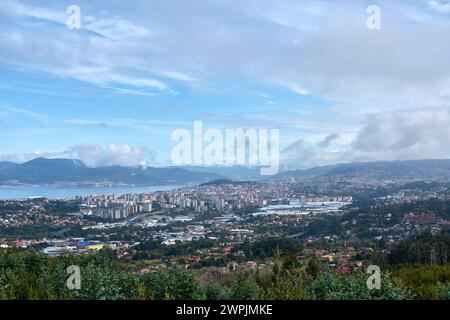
[265,269,308,300]
[393,264,450,299]
[140,268,205,300]
[230,279,262,300]
[437,282,450,300]
[205,283,232,300]
[308,271,414,300]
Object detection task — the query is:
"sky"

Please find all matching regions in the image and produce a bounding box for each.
[1,0,450,169]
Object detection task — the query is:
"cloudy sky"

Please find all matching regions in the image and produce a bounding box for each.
[1,0,450,168]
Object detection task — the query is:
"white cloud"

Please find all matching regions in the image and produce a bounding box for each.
[0,0,167,95]
[66,144,156,167]
[160,71,197,83]
[351,107,450,160]
[64,118,189,128]
[283,107,450,168]
[2,0,450,167]
[428,1,450,14]
[2,0,450,103]
[0,0,149,41]
[0,106,49,124]
[0,144,156,168]
[33,66,167,93]
[85,17,149,40]
[0,0,64,23]
[0,151,56,163]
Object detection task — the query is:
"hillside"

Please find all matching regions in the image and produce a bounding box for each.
[274,159,450,182]
[0,158,223,186]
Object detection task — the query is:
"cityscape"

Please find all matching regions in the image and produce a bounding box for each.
[1,167,450,301]
[1,0,450,310]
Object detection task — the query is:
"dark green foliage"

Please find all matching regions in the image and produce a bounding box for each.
[1,248,449,300]
[205,283,232,300]
[44,200,80,214]
[306,256,321,279]
[388,232,450,265]
[235,238,303,260]
[72,266,138,300]
[393,264,450,299]
[305,217,343,237]
[437,282,450,300]
[263,251,308,300]
[0,201,32,213]
[132,238,218,261]
[140,267,205,300]
[308,271,414,300]
[230,279,262,300]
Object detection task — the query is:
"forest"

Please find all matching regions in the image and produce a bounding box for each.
[1,233,450,300]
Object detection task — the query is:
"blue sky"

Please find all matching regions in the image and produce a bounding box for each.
[1,0,450,168]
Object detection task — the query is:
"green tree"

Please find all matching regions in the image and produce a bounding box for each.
[308,271,414,300]
[230,279,262,300]
[306,256,321,279]
[141,268,205,300]
[205,283,232,300]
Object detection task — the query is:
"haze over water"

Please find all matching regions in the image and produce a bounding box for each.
[0,185,179,200]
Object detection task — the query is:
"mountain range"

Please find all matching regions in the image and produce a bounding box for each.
[0,158,223,186]
[1,158,450,186]
[273,159,450,182]
[171,165,263,181]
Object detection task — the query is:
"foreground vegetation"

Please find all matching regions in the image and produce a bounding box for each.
[1,247,450,300]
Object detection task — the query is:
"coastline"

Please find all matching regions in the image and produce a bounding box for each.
[0,184,181,200]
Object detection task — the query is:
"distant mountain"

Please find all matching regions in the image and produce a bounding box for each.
[200,179,234,186]
[0,158,224,186]
[3,158,450,186]
[0,161,17,170]
[199,179,259,186]
[273,159,450,182]
[173,165,264,181]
